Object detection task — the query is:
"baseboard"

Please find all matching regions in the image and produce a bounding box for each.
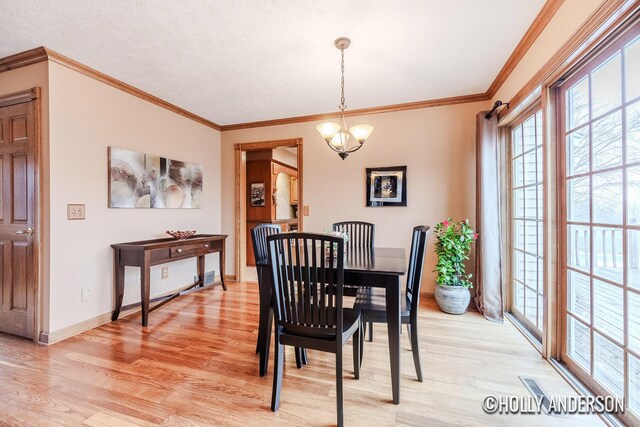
[40,278,230,345]
[39,306,138,345]
[224,274,237,282]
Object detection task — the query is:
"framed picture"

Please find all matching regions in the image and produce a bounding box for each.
[108,146,203,209]
[250,182,266,207]
[366,166,407,207]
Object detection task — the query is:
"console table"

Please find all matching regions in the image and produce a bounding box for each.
[111,234,227,326]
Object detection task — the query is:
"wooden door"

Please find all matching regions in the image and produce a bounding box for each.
[0,98,37,339]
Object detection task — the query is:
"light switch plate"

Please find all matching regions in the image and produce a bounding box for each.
[67,204,85,220]
[303,205,310,216]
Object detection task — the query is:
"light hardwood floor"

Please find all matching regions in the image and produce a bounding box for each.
[0,283,603,426]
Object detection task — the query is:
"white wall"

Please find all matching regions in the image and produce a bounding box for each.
[222,101,490,294]
[47,61,222,333]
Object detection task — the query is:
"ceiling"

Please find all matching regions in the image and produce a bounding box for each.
[0,0,545,126]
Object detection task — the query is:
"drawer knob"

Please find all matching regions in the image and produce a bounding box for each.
[204,244,209,248]
[176,248,183,253]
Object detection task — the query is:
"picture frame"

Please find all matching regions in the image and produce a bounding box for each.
[250,182,266,207]
[366,166,407,207]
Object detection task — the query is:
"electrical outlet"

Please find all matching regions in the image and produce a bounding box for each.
[67,204,86,220]
[81,287,92,301]
[161,266,169,280]
[303,205,310,216]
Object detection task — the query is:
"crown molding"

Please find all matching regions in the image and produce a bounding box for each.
[0,46,221,131]
[220,93,491,131]
[0,46,48,72]
[0,0,571,132]
[501,0,636,120]
[487,0,565,98]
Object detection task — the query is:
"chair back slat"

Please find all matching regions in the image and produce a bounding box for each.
[251,224,281,265]
[332,221,374,250]
[267,233,345,339]
[405,226,430,313]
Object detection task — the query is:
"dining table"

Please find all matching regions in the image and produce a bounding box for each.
[257,245,407,404]
[343,246,406,404]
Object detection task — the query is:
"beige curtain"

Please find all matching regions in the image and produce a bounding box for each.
[474,112,503,322]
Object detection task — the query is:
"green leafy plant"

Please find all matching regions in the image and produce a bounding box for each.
[433,218,478,288]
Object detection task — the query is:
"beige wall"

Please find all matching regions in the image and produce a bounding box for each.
[0,62,51,333]
[493,0,604,103]
[47,61,221,333]
[222,101,490,294]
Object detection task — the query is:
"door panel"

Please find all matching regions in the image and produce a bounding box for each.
[12,153,28,222]
[0,100,36,339]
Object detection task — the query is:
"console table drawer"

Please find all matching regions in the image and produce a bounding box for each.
[170,242,213,258]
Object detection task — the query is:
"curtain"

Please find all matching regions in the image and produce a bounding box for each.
[474,112,503,322]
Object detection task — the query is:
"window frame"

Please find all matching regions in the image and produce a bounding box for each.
[557,21,640,423]
[507,102,545,342]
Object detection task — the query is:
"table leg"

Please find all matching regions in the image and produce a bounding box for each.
[111,249,125,321]
[219,247,227,291]
[140,253,151,327]
[197,255,205,287]
[386,274,401,404]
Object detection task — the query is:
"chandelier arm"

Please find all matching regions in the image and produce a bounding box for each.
[345,143,365,154]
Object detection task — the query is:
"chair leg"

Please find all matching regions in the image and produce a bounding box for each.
[359,326,364,367]
[336,346,344,427]
[353,325,361,380]
[271,332,284,411]
[259,308,273,377]
[295,347,303,369]
[367,322,373,342]
[301,348,308,365]
[409,319,423,382]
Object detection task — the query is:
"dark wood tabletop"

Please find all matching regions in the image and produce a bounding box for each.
[343,247,407,275]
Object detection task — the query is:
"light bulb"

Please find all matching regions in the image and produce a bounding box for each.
[330,131,350,149]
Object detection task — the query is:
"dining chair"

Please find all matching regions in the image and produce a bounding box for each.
[267,232,361,427]
[251,224,281,376]
[353,225,430,382]
[251,224,308,376]
[332,221,375,249]
[332,221,375,300]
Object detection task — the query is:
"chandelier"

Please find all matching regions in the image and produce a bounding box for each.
[316,37,373,160]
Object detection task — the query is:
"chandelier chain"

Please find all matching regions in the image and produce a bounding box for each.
[339,47,346,111]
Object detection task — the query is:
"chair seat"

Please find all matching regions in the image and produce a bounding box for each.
[282,308,361,342]
[353,288,411,318]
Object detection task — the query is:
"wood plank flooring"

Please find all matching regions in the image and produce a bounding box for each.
[0,283,603,426]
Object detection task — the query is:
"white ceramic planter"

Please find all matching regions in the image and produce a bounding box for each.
[435,285,471,314]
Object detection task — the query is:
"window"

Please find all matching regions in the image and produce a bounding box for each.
[560,27,640,421]
[509,108,544,338]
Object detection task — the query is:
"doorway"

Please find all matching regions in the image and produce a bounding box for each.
[235,138,303,283]
[0,88,42,341]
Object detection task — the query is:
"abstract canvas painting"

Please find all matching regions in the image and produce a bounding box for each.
[109,147,203,209]
[109,147,150,208]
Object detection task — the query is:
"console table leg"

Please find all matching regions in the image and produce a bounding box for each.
[220,248,227,291]
[112,250,125,321]
[140,253,151,326]
[197,255,205,287]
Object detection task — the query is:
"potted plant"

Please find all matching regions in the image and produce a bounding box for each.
[433,218,478,314]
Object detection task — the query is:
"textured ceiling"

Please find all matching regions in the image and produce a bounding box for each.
[0,0,545,125]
